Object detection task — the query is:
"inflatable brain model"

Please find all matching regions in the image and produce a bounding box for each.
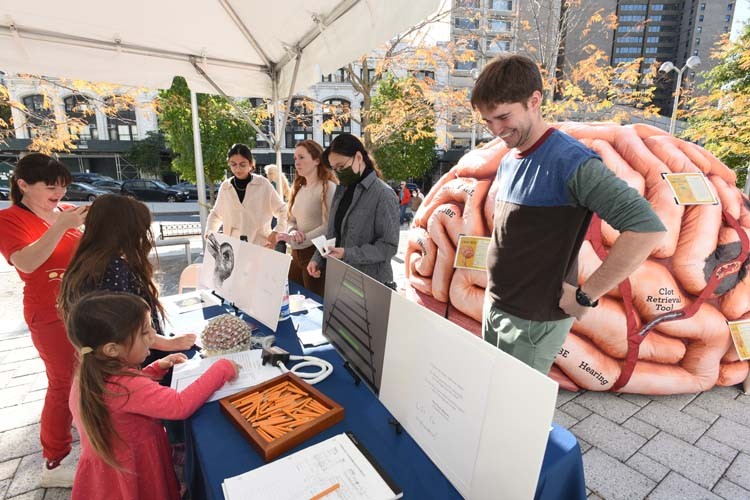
[405,122,750,395]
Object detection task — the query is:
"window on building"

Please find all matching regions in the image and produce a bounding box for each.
[694,49,699,56]
[22,94,54,139]
[620,15,646,21]
[650,15,662,21]
[360,67,376,84]
[321,73,332,82]
[412,70,435,81]
[695,37,700,46]
[621,4,646,11]
[284,97,313,147]
[617,36,643,43]
[456,0,480,8]
[725,15,732,22]
[64,95,98,141]
[644,47,658,53]
[651,4,665,10]
[490,0,513,10]
[454,17,479,29]
[644,57,656,64]
[700,3,706,10]
[322,99,351,148]
[248,97,274,149]
[699,14,704,21]
[489,19,512,32]
[487,39,511,52]
[697,26,702,33]
[647,36,659,42]
[105,98,137,141]
[454,59,477,71]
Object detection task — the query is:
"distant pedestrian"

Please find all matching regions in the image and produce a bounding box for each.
[410,188,423,215]
[399,181,411,224]
[0,153,86,487]
[66,292,239,500]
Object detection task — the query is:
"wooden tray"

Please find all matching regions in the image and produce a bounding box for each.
[219,372,344,462]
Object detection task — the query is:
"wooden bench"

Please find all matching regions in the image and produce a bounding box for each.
[154,238,192,264]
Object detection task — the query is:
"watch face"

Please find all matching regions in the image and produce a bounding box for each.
[576,288,592,307]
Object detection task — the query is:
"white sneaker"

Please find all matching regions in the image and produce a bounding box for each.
[40,456,77,488]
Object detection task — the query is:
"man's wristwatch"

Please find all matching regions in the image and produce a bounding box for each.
[575,287,599,308]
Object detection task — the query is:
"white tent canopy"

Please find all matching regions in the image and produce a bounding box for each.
[0,0,441,229]
[0,0,439,98]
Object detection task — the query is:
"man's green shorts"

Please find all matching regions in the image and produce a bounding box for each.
[482,300,574,374]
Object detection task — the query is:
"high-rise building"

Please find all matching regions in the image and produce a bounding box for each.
[447,0,737,140]
[563,1,736,118]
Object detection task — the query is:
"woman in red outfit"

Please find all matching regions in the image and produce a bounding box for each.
[67,292,238,500]
[0,154,88,487]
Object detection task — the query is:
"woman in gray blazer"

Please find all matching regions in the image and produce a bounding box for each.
[307,134,399,285]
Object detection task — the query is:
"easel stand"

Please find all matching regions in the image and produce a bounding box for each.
[343,361,361,386]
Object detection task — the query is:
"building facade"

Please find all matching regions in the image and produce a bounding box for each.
[1,73,158,178]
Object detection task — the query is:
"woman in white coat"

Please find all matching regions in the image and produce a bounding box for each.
[206,143,287,247]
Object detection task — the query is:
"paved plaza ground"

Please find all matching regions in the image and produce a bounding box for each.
[0,229,748,499]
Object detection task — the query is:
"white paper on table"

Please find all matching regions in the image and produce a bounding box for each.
[170,349,282,402]
[199,233,291,331]
[311,234,336,256]
[292,308,328,347]
[221,433,401,500]
[379,293,557,500]
[161,290,220,314]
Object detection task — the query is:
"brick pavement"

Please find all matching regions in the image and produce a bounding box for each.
[0,232,748,499]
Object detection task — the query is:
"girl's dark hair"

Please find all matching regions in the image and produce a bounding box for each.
[322,134,383,179]
[227,143,253,161]
[66,291,150,468]
[58,194,162,324]
[10,153,72,204]
[289,140,338,220]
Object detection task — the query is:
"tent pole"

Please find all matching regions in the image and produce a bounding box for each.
[190,89,208,242]
[273,52,302,197]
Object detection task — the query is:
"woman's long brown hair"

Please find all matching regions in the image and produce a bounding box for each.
[58,194,163,323]
[66,292,151,468]
[289,140,338,222]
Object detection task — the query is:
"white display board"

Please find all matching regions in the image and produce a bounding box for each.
[199,233,291,331]
[380,293,558,500]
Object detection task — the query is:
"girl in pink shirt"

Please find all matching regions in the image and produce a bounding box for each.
[67,292,239,500]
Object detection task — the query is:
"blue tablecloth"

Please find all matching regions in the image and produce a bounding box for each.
[186,285,586,500]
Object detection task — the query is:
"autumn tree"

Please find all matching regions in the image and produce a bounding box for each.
[369,75,436,180]
[685,25,750,190]
[125,130,170,177]
[0,75,143,154]
[157,77,257,202]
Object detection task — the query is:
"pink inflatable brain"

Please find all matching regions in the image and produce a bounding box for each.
[405,122,750,395]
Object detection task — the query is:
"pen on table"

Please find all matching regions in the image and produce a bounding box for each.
[308,482,340,500]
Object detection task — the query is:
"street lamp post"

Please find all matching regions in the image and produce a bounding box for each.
[470,67,480,149]
[659,56,701,136]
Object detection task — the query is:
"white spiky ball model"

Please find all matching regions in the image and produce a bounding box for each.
[201,314,253,356]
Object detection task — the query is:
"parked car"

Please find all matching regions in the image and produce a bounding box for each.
[71,172,114,184]
[63,182,109,202]
[174,181,211,200]
[91,179,123,193]
[0,186,9,200]
[120,179,188,202]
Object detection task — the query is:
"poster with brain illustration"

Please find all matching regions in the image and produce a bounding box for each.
[405,122,750,395]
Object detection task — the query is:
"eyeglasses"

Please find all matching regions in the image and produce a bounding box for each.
[330,155,356,172]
